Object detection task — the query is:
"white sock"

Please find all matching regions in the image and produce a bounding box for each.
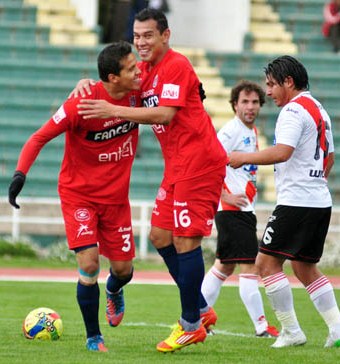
[263,272,302,333]
[307,276,340,334]
[201,266,228,307]
[239,274,267,334]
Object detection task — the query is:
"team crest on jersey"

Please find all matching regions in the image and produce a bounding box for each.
[156,187,166,201]
[74,208,90,222]
[52,105,66,124]
[153,74,158,88]
[129,95,136,107]
[243,137,251,145]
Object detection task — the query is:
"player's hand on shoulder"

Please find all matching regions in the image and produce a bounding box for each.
[77,99,115,119]
[68,79,96,99]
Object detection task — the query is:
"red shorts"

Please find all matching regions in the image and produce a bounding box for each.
[151,167,225,237]
[60,200,135,261]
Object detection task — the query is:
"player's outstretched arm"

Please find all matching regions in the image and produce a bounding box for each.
[229,144,294,168]
[8,171,26,209]
[77,99,177,125]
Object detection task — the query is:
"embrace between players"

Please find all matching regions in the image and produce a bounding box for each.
[8,8,340,353]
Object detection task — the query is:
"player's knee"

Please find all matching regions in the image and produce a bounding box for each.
[149,226,172,249]
[112,265,133,278]
[149,231,165,248]
[220,264,235,276]
[78,267,100,285]
[148,230,158,245]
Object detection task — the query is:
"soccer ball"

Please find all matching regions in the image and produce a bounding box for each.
[23,307,63,340]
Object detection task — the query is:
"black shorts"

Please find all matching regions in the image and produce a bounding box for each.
[259,205,331,263]
[215,210,258,264]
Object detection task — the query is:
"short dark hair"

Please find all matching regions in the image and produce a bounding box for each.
[135,8,169,34]
[264,55,309,91]
[97,41,132,82]
[229,80,266,113]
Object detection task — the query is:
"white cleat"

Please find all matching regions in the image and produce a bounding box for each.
[324,331,340,348]
[271,329,307,348]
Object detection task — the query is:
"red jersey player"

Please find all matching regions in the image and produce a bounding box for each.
[8,41,141,352]
[75,9,228,353]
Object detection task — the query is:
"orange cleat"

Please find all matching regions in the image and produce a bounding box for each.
[200,307,217,333]
[256,325,280,338]
[157,322,207,353]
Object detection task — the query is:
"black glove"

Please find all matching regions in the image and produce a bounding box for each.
[198,82,206,102]
[8,171,26,209]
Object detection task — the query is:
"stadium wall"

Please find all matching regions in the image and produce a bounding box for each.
[1,198,340,267]
[70,0,250,52]
[168,0,250,51]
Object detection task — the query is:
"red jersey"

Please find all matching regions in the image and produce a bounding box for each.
[16,82,140,204]
[322,1,340,37]
[138,49,228,184]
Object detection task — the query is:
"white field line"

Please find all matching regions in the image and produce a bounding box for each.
[8,318,255,339]
[0,274,308,289]
[122,322,255,338]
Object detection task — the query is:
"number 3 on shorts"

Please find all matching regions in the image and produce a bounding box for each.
[122,233,131,252]
[174,209,191,228]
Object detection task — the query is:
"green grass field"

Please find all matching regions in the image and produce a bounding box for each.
[1,280,340,364]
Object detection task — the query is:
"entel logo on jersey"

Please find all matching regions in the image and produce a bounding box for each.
[161,84,179,99]
[52,105,66,124]
[98,136,134,162]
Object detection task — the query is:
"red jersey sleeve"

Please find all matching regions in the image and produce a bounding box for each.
[157,57,195,108]
[16,98,78,174]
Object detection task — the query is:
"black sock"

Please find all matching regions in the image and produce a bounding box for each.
[76,281,101,338]
[157,244,179,283]
[106,267,133,294]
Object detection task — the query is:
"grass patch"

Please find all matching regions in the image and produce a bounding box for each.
[0,282,340,363]
[0,238,167,271]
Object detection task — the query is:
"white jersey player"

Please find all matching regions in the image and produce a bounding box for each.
[202,80,279,338]
[229,55,340,349]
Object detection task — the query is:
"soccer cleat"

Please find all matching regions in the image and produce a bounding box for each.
[256,325,280,338]
[271,329,307,348]
[86,335,108,352]
[324,331,340,348]
[156,322,207,353]
[200,307,217,333]
[106,288,125,327]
